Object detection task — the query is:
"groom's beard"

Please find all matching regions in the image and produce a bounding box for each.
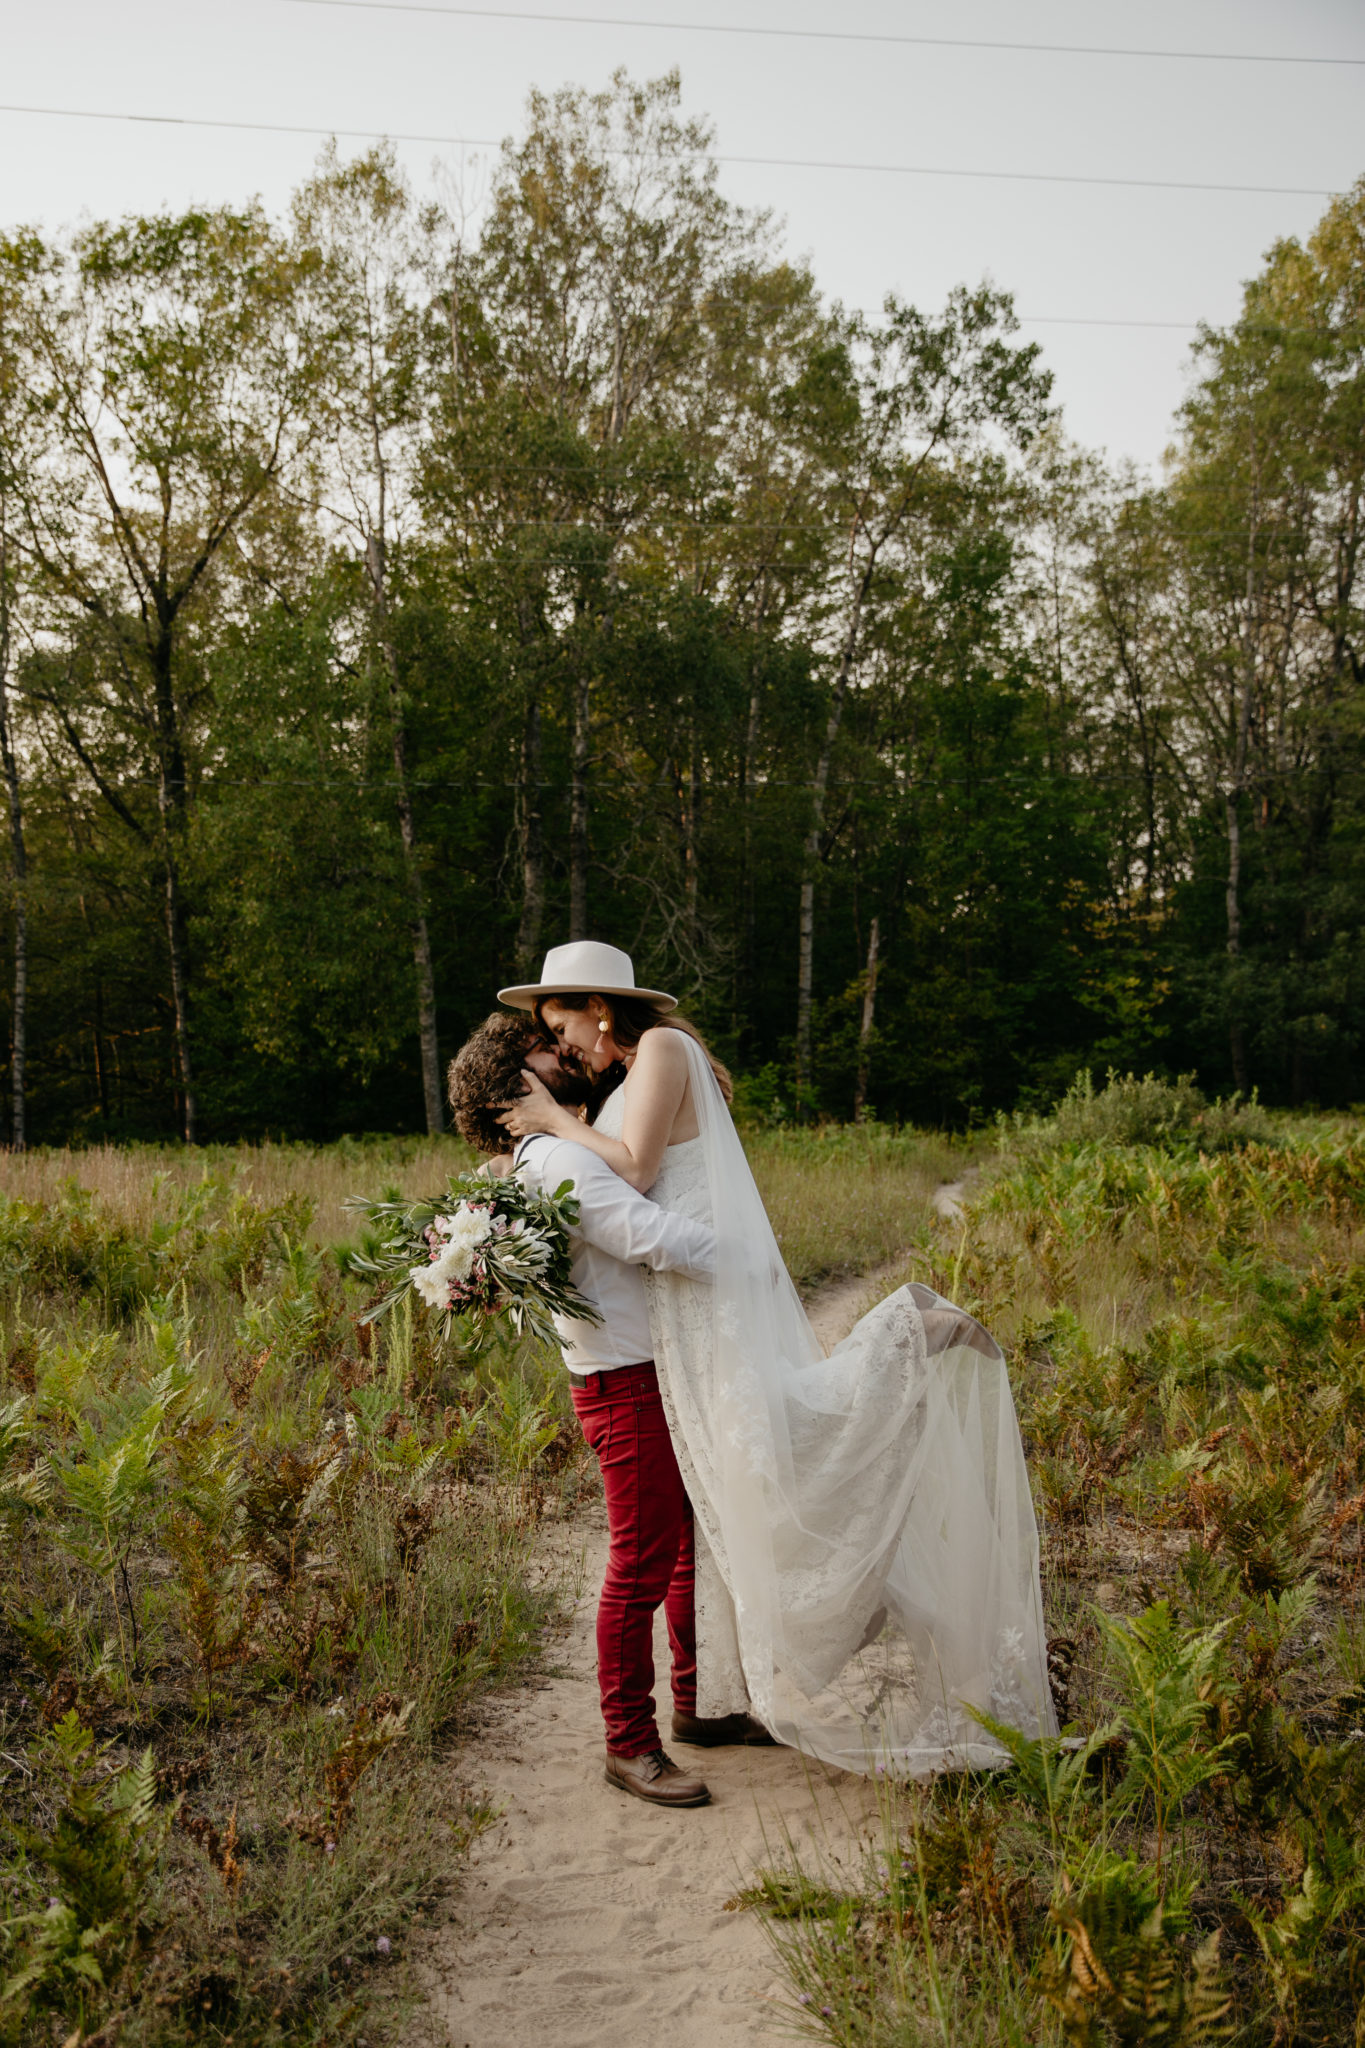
[532,1065,593,1112]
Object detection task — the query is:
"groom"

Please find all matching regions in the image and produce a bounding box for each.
[450,1014,761,1808]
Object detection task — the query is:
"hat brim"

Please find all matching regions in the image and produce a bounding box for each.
[497,980,678,1015]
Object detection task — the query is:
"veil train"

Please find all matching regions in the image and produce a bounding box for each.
[642,1033,1056,1776]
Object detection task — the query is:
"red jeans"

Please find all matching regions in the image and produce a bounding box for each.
[570,1361,697,1757]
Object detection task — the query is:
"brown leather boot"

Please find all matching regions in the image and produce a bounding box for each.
[604,1746,710,1807]
[671,1709,776,1748]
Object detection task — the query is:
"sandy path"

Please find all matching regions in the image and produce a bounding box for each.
[412,1278,890,2048]
[930,1171,977,1225]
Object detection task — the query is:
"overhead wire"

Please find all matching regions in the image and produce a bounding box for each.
[283,0,1365,69]
[0,102,1338,200]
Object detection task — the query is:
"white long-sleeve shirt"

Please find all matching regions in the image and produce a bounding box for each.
[514,1133,715,1372]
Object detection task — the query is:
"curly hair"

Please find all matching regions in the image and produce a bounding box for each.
[447,1013,544,1156]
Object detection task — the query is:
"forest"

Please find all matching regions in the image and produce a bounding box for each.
[0,69,1361,1145]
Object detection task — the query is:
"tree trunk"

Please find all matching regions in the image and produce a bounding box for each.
[446,254,463,420]
[367,535,443,1134]
[796,607,864,1092]
[852,916,879,1121]
[150,616,198,1144]
[569,665,591,941]
[161,848,197,1143]
[683,739,701,955]
[1223,787,1246,1091]
[0,506,25,1151]
[515,677,545,977]
[388,686,442,1133]
[1226,490,1259,1096]
[735,626,766,1035]
[93,972,109,1124]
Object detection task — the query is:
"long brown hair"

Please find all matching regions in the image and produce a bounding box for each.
[533,992,734,1105]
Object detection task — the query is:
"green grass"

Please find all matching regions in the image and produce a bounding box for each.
[741,1082,1365,2048]
[17,1096,1360,2046]
[0,1120,959,2042]
[0,1141,585,2046]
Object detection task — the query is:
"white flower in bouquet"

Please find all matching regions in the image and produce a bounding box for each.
[444,1203,496,1272]
[434,1203,494,1260]
[350,1170,600,1352]
[410,1201,495,1304]
[410,1259,452,1309]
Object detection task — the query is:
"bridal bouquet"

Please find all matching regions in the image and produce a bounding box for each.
[346,1173,600,1349]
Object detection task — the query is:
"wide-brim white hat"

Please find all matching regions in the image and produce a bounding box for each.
[498,941,677,1014]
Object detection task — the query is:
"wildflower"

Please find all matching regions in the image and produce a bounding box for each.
[324,1839,336,1857]
[376,1935,391,1955]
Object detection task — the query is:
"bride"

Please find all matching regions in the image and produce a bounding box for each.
[499,940,1056,1775]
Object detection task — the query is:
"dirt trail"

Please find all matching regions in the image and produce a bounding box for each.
[930,1169,978,1225]
[411,1277,889,2048]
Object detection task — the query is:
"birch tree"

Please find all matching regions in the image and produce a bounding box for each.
[794,288,1052,1088]
[475,69,751,942]
[293,144,448,1133]
[0,245,30,1146]
[0,207,318,1141]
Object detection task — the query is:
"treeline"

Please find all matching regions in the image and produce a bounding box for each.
[0,71,1361,1144]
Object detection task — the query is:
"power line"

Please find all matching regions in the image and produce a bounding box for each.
[0,102,1337,200]
[705,152,1333,200]
[1019,316,1195,332]
[284,0,1365,69]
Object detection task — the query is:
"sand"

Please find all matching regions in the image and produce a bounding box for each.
[411,1272,894,2048]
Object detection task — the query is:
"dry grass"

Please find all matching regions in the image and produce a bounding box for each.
[0,1136,473,1246]
[0,1154,586,2047]
[0,1116,957,2044]
[25,1098,1354,2048]
[747,1124,974,1288]
[0,1120,969,1280]
[746,1092,1365,2048]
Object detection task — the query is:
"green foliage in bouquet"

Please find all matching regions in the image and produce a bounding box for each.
[345,1173,601,1350]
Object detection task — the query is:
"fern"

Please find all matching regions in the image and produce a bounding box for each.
[3,1714,173,2033]
[488,1374,559,1478]
[0,1393,48,1537]
[966,1705,1122,1847]
[1096,1602,1243,1868]
[1040,1855,1232,2046]
[286,1696,414,1843]
[1238,1839,1365,2020]
[1191,1445,1328,1596]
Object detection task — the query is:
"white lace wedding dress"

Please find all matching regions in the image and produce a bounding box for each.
[595,1037,1055,1776]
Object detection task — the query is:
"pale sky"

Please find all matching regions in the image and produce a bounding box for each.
[4,0,1363,472]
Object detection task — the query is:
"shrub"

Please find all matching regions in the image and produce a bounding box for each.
[1006,1069,1275,1156]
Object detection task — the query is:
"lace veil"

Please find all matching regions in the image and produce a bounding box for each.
[655,1031,1056,1775]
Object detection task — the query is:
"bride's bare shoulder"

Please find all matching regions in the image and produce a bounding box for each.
[634,1028,690,1080]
